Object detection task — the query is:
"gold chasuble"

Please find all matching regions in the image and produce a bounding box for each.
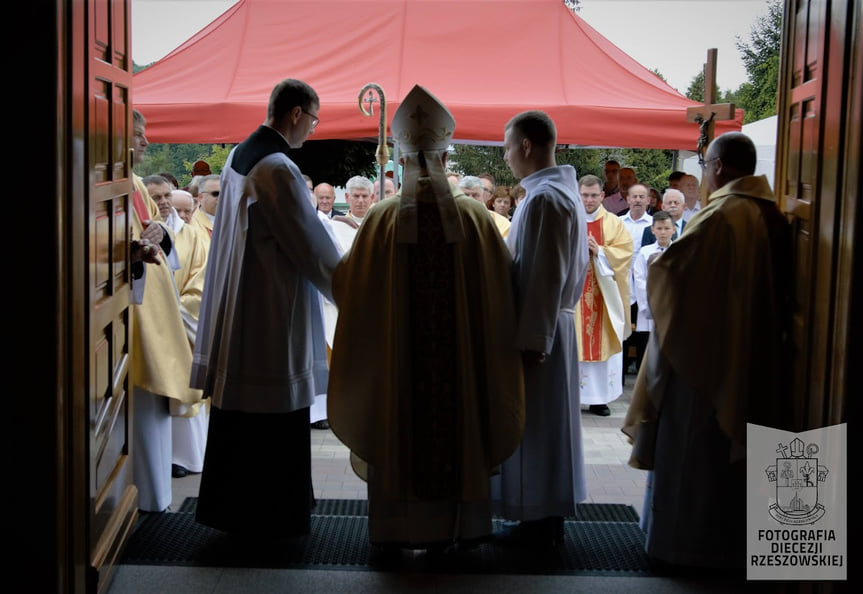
[574,206,633,362]
[172,222,209,324]
[131,175,203,406]
[192,207,213,248]
[624,175,791,463]
[327,184,525,545]
[489,210,511,238]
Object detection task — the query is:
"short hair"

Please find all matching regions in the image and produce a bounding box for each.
[668,170,686,183]
[663,188,684,202]
[652,210,673,224]
[487,187,512,210]
[157,172,179,188]
[133,109,146,127]
[578,174,603,188]
[200,174,220,186]
[142,174,170,187]
[680,173,700,186]
[477,172,496,185]
[509,183,526,200]
[345,175,374,194]
[267,79,319,121]
[505,110,556,148]
[187,175,204,197]
[458,175,484,192]
[605,160,620,168]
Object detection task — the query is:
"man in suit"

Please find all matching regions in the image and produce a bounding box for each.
[314,183,345,218]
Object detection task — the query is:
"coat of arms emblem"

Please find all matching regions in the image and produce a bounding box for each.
[764,437,828,524]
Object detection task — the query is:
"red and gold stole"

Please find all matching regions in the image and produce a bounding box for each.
[132,190,150,226]
[580,218,604,361]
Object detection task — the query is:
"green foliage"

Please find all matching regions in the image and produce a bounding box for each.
[136,144,227,188]
[450,145,675,192]
[134,139,378,189]
[685,69,737,104]
[734,0,782,123]
[448,145,511,184]
[290,140,378,187]
[683,0,782,124]
[736,0,782,75]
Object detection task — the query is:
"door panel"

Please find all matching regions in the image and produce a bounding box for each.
[778,0,856,429]
[86,0,137,592]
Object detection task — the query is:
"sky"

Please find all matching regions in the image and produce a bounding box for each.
[132,0,773,95]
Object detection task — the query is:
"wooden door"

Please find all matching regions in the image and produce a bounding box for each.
[83,0,138,591]
[777,0,859,428]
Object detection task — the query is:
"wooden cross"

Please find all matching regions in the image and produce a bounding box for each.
[686,48,736,201]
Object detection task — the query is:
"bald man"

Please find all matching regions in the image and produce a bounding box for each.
[678,174,701,222]
[172,189,197,225]
[623,132,791,570]
[372,177,396,201]
[313,183,344,218]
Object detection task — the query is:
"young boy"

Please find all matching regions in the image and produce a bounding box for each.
[633,210,675,335]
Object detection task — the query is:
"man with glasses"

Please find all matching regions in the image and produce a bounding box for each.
[192,78,341,542]
[623,131,791,571]
[194,174,220,241]
[478,172,496,199]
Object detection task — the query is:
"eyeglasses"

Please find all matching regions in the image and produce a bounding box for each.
[201,190,220,197]
[302,109,320,129]
[699,157,719,170]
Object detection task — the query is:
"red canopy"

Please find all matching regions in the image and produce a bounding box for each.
[133,0,743,149]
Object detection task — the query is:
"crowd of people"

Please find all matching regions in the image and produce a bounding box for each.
[130,78,790,572]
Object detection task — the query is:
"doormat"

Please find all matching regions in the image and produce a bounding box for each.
[121,499,650,575]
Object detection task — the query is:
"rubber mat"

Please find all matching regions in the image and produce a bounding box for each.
[177,498,637,522]
[122,499,649,575]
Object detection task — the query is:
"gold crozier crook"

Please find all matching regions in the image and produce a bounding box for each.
[358,83,389,198]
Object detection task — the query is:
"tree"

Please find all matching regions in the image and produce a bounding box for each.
[290,140,378,187]
[449,144,674,195]
[681,1,781,124]
[684,69,736,105]
[734,0,782,123]
[449,145,512,185]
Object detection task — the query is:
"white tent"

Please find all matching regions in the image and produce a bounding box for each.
[681,115,778,190]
